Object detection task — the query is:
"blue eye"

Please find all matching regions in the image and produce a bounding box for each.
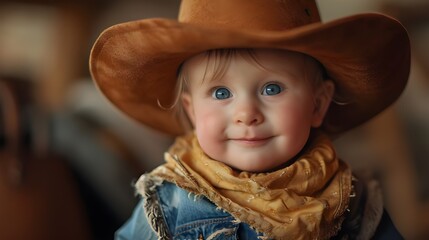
[262,83,282,95]
[212,87,232,99]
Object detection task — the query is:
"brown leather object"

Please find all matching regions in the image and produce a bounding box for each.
[90,0,410,137]
[0,78,91,240]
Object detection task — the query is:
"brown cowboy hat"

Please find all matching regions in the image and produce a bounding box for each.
[90,0,410,136]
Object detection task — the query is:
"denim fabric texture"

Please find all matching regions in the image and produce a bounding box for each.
[115,181,265,240]
[115,181,403,240]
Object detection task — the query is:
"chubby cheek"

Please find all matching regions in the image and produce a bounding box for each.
[275,103,314,147]
[193,105,227,161]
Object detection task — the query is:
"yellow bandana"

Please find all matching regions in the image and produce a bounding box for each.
[149,132,352,239]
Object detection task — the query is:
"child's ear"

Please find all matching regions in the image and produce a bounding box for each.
[181,93,196,126]
[311,80,335,127]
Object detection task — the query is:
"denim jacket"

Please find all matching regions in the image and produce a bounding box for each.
[116,180,267,240]
[115,177,403,240]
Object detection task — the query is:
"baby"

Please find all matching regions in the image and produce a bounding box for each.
[90,0,410,239]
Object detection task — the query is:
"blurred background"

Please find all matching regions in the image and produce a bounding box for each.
[0,0,428,239]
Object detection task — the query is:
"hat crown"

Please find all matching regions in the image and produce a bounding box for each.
[178,0,321,31]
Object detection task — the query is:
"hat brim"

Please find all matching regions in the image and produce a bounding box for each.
[90,13,410,136]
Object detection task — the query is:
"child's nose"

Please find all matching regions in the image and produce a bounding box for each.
[233,101,264,126]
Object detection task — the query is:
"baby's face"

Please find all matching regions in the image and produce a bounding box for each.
[181,49,332,172]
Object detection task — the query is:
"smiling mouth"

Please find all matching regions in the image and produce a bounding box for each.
[230,137,273,147]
